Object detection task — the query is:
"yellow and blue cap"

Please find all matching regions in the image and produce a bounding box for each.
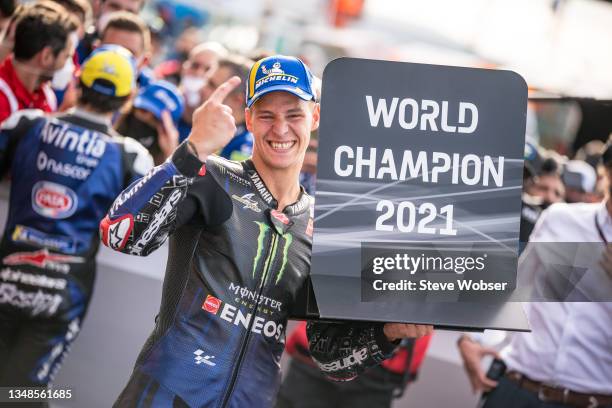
[80,45,136,98]
[246,55,315,108]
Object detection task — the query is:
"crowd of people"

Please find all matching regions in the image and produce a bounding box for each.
[0,0,609,407]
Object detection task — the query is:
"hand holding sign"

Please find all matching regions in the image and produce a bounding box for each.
[188,76,241,161]
[383,323,433,341]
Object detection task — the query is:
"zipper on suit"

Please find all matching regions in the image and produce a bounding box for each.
[219,230,279,408]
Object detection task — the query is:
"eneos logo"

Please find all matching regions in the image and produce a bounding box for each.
[31,181,77,219]
[202,295,221,314]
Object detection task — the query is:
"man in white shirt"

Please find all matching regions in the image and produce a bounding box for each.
[457,147,612,408]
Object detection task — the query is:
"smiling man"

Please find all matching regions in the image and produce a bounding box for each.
[101,55,432,407]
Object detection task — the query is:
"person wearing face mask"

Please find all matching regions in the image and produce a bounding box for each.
[115,80,185,165]
[196,54,254,161]
[48,0,92,109]
[177,41,228,142]
[0,1,78,124]
[50,32,79,109]
[76,0,145,64]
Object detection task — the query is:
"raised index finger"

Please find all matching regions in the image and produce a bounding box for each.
[208,76,241,104]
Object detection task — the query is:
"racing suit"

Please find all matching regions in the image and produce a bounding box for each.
[0,57,57,124]
[101,141,399,408]
[0,108,152,387]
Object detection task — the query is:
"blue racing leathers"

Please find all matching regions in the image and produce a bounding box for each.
[101,141,398,408]
[0,108,153,387]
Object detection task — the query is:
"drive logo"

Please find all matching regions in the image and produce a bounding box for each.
[202,295,221,314]
[31,181,77,219]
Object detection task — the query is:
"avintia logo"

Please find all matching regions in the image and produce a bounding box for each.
[193,350,216,366]
[252,222,293,285]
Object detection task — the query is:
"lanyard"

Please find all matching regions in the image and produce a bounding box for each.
[595,213,608,244]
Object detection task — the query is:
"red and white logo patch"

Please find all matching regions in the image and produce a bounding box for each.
[100,214,133,251]
[198,164,206,176]
[202,295,221,314]
[3,248,84,273]
[31,181,77,219]
[270,209,290,225]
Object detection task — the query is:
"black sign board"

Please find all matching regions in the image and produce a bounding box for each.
[308,58,529,331]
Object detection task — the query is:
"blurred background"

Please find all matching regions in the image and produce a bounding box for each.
[144,0,612,154]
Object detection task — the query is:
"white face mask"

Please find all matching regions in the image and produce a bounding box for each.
[51,55,75,91]
[180,75,206,107]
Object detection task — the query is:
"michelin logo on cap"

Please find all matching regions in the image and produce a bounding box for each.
[255,62,299,91]
[246,55,316,107]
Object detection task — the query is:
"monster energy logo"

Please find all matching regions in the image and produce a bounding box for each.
[252,222,293,285]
